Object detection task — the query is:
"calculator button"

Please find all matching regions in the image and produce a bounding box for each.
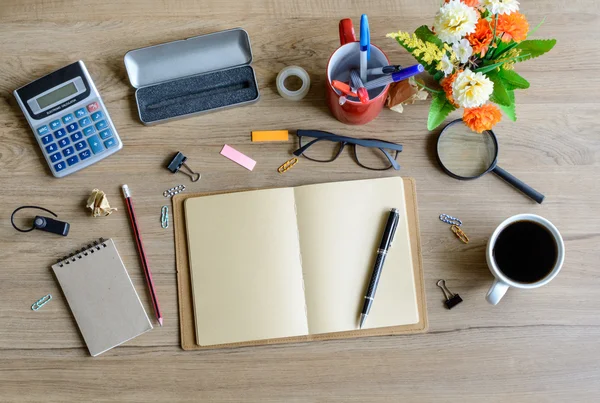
[58,137,71,148]
[104,138,117,149]
[49,152,62,163]
[54,161,66,172]
[99,129,112,139]
[79,117,92,127]
[83,126,96,136]
[41,134,53,145]
[66,155,79,166]
[87,135,104,154]
[50,120,61,130]
[95,120,108,131]
[87,102,100,113]
[62,114,75,124]
[62,146,75,157]
[45,143,58,153]
[74,108,87,118]
[66,122,79,133]
[70,131,83,142]
[75,141,87,151]
[37,125,50,136]
[54,128,67,139]
[91,111,103,121]
[79,149,92,160]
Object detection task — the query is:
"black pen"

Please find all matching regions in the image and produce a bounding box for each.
[359,208,400,329]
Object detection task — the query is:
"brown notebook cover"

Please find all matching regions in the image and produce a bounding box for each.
[173,177,428,350]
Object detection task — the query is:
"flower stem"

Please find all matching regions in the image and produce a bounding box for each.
[488,13,499,59]
[416,80,444,94]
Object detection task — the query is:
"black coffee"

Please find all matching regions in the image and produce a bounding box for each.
[493,220,558,284]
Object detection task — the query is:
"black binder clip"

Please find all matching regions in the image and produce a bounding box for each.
[436,279,463,309]
[167,152,201,182]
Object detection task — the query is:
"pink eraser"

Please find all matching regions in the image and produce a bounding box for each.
[220,145,257,171]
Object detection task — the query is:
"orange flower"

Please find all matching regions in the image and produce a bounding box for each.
[445,0,480,7]
[466,19,493,56]
[463,104,502,133]
[441,71,461,107]
[494,12,529,43]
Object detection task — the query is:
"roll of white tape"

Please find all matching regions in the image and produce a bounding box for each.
[276,66,310,101]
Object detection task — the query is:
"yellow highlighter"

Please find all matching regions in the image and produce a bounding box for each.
[251,130,289,142]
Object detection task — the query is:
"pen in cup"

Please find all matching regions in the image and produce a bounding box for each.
[359,14,370,82]
[367,65,403,76]
[363,64,424,91]
[349,69,369,104]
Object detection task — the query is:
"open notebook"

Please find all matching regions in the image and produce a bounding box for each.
[185,177,419,347]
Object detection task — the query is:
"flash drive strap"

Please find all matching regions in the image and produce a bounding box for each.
[11,205,58,232]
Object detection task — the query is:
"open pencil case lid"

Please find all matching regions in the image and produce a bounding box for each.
[124,28,260,125]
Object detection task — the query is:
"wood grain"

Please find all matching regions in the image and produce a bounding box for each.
[1,0,599,401]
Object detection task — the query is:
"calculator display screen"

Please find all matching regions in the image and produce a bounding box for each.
[36,82,78,109]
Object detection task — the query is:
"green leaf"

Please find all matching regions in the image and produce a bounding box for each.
[491,40,519,60]
[414,25,443,48]
[427,92,457,131]
[474,61,504,74]
[498,69,530,89]
[499,90,517,121]
[514,39,556,62]
[433,71,444,82]
[527,17,546,38]
[486,70,511,106]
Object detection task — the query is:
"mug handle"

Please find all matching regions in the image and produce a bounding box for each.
[339,18,357,45]
[486,279,510,305]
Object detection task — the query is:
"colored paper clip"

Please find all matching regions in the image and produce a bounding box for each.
[451,225,469,244]
[32,294,52,311]
[163,184,186,198]
[161,206,169,229]
[277,158,298,174]
[331,80,358,98]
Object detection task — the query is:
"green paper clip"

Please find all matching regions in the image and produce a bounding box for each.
[32,294,52,311]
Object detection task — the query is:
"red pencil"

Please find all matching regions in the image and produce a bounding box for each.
[121,184,163,326]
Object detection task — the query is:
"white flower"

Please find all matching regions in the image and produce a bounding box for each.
[433,0,479,44]
[452,68,494,108]
[482,0,520,15]
[438,54,454,76]
[452,39,473,64]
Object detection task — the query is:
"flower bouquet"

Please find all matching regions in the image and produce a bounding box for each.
[387,0,556,132]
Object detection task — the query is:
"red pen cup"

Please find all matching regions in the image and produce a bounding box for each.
[326,18,391,125]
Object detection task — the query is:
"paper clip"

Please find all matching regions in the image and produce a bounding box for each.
[167,152,201,182]
[161,206,169,229]
[163,184,185,198]
[277,158,298,174]
[31,294,52,311]
[436,280,462,309]
[439,214,463,226]
[451,225,469,244]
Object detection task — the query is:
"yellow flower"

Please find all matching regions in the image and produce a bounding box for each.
[452,68,494,108]
[387,31,458,71]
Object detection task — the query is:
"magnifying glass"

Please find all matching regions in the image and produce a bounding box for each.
[436,119,545,204]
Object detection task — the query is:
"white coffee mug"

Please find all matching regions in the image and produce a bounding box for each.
[486,214,565,305]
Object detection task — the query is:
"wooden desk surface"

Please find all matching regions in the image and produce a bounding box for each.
[1,0,599,401]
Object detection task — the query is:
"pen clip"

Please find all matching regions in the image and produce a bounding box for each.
[389,209,399,246]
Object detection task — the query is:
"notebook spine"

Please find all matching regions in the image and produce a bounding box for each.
[56,238,107,267]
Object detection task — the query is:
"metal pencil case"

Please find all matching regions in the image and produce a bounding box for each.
[124,28,260,125]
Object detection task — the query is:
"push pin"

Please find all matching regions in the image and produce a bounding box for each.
[167,152,201,182]
[436,279,463,309]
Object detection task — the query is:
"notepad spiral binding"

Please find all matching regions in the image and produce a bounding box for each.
[56,238,107,267]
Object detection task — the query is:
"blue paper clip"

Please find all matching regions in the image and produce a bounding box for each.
[31,294,52,311]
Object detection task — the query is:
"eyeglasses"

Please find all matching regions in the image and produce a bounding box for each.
[293,130,403,171]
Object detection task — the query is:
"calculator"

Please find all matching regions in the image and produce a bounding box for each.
[14,61,122,178]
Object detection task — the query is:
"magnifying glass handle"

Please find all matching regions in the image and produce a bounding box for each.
[492,166,545,204]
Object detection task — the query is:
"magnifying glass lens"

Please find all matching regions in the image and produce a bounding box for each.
[437,122,497,178]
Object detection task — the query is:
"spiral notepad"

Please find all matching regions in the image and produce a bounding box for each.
[52,238,153,356]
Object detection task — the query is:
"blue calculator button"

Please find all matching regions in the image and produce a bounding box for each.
[45,143,58,153]
[75,140,87,151]
[62,146,74,157]
[79,149,92,160]
[50,120,61,130]
[49,152,62,163]
[74,108,87,118]
[58,137,71,148]
[99,129,112,140]
[53,161,66,172]
[62,114,75,124]
[70,131,83,142]
[54,128,67,139]
[66,122,79,133]
[91,111,103,121]
[95,120,108,131]
[87,135,104,154]
[66,155,79,166]
[41,134,53,145]
[83,126,96,136]
[79,117,92,127]
[104,138,117,149]
[37,125,50,135]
